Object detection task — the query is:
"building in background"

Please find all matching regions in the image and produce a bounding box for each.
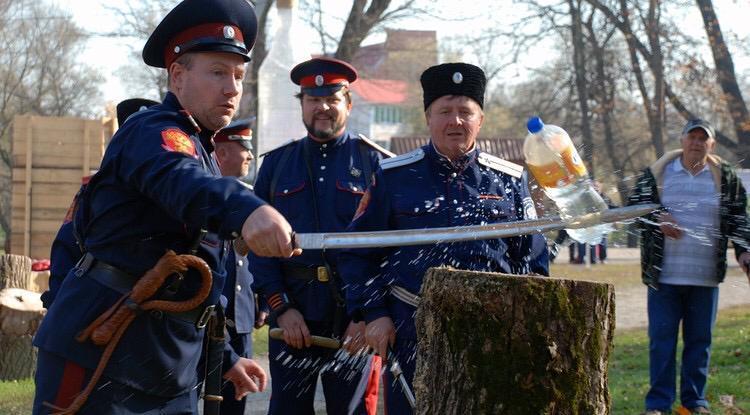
[348,30,438,147]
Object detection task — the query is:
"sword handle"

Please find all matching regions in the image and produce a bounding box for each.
[269,328,342,349]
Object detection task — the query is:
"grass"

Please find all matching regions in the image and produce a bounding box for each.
[2,261,747,414]
[0,378,34,414]
[551,262,644,288]
[610,305,750,414]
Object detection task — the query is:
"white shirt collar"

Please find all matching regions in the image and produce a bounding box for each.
[671,157,709,176]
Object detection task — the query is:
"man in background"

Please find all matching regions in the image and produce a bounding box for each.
[629,118,750,415]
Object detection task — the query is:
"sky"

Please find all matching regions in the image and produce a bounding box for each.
[50,0,750,113]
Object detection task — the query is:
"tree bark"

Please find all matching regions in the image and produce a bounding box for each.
[0,254,32,290]
[415,268,614,414]
[695,0,750,167]
[0,288,45,380]
[569,0,596,177]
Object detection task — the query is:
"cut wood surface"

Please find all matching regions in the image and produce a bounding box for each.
[0,254,32,290]
[0,288,45,381]
[415,268,615,415]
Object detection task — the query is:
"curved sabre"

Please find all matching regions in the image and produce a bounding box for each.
[293,204,659,250]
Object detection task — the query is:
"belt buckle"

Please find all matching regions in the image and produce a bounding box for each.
[316,266,329,282]
[196,305,215,329]
[74,253,95,277]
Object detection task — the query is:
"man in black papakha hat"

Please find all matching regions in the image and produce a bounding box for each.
[32,0,302,413]
[338,62,549,414]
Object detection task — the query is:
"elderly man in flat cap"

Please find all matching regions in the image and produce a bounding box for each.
[32,0,300,413]
[629,118,750,415]
[338,62,548,414]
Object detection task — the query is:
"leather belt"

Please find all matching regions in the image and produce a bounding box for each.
[390,285,420,308]
[280,262,331,282]
[76,252,211,327]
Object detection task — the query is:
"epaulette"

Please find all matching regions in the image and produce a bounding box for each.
[477,152,523,178]
[380,148,425,170]
[357,134,396,158]
[259,138,300,158]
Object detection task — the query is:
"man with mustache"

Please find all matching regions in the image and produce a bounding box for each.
[32,0,300,413]
[250,57,387,415]
[338,62,549,414]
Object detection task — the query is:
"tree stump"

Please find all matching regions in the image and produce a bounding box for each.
[0,288,45,380]
[0,254,33,290]
[415,268,615,415]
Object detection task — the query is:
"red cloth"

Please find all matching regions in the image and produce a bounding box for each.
[32,259,51,271]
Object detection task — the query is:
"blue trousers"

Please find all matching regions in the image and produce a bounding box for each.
[267,320,374,415]
[645,284,718,411]
[33,349,198,414]
[219,329,252,415]
[382,297,418,415]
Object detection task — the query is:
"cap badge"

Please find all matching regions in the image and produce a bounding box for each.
[350,167,362,177]
[315,75,325,87]
[174,46,181,53]
[223,26,235,39]
[452,72,463,84]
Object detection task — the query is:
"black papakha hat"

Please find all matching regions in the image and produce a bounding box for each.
[116,98,159,126]
[420,62,487,110]
[142,0,258,68]
[290,57,358,97]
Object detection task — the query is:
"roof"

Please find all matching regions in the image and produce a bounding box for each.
[350,79,409,105]
[390,136,526,166]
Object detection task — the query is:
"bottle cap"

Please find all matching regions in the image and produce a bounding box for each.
[527,117,544,134]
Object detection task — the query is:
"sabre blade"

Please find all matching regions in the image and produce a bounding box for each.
[295,204,658,250]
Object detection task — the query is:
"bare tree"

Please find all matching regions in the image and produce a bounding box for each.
[104,1,177,99]
[569,0,596,176]
[0,0,103,242]
[695,0,750,166]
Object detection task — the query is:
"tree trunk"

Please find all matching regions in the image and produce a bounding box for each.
[0,288,45,380]
[0,254,32,290]
[695,0,750,168]
[415,268,614,414]
[569,0,596,177]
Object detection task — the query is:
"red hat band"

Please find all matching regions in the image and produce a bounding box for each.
[165,22,245,67]
[299,73,349,89]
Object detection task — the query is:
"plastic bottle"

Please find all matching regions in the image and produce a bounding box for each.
[523,116,612,244]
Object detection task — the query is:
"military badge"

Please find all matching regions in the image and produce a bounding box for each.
[350,167,361,177]
[161,128,197,157]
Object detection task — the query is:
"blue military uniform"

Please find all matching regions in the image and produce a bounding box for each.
[210,118,258,415]
[249,57,386,415]
[337,63,549,414]
[32,1,260,413]
[41,99,159,310]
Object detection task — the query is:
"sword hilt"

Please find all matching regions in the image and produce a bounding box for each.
[269,328,342,349]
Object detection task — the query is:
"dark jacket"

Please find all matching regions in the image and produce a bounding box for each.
[628,150,750,287]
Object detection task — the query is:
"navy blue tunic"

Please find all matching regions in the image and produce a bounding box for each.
[338,143,547,324]
[250,132,385,323]
[34,92,265,397]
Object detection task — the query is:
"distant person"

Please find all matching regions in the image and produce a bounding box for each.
[629,118,750,415]
[210,118,258,415]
